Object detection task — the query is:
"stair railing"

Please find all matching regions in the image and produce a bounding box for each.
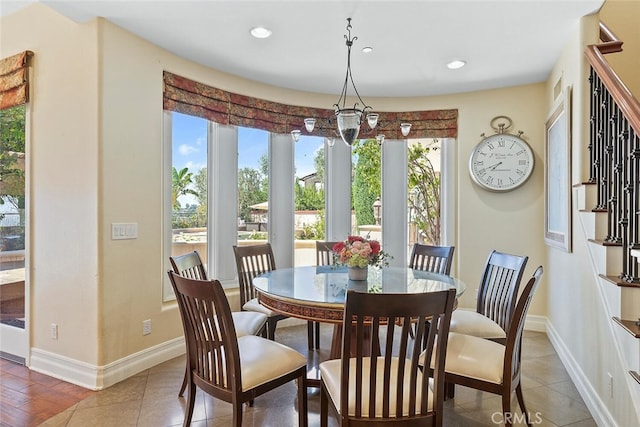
[586,22,640,283]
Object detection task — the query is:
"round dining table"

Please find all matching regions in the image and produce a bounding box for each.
[253,265,466,361]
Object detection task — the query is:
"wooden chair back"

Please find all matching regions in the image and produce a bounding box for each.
[504,266,544,389]
[169,251,208,280]
[335,289,455,425]
[409,243,455,275]
[477,250,528,333]
[233,243,276,306]
[167,271,240,403]
[316,241,339,266]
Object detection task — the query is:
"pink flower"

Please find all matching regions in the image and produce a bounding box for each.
[348,235,365,244]
[331,235,391,268]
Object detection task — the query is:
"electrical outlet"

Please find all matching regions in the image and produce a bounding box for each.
[51,323,58,340]
[143,319,152,336]
[607,372,614,398]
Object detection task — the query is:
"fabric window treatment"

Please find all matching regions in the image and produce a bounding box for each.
[0,51,33,111]
[163,71,457,139]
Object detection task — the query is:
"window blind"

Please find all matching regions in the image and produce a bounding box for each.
[0,51,33,111]
[163,71,457,139]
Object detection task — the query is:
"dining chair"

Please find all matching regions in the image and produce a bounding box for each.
[309,240,340,350]
[407,243,455,343]
[169,251,268,396]
[449,250,528,344]
[409,243,455,275]
[420,266,543,427]
[319,288,456,427]
[232,243,287,341]
[168,271,308,427]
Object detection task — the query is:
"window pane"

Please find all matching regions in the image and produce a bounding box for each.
[294,135,325,266]
[408,138,442,259]
[0,105,26,330]
[237,127,269,247]
[352,138,381,241]
[171,112,208,268]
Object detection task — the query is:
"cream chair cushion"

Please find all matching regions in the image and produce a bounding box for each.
[419,332,505,384]
[232,311,267,337]
[449,309,506,339]
[243,297,280,317]
[319,357,434,417]
[237,335,307,391]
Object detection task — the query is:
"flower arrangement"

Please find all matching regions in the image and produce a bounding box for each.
[332,235,391,268]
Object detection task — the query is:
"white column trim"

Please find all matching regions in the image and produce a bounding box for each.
[382,139,408,267]
[326,138,352,241]
[210,124,238,282]
[269,133,295,267]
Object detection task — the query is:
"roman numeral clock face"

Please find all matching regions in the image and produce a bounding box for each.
[469,133,534,192]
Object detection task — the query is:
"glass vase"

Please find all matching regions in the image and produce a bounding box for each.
[348,266,368,281]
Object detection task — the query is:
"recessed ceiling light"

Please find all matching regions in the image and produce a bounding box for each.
[362,46,373,53]
[447,60,466,70]
[250,26,272,39]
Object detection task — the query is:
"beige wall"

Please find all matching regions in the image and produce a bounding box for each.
[1,4,101,365]
[4,3,545,375]
[600,0,640,97]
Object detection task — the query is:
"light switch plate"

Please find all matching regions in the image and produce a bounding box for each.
[111,223,138,240]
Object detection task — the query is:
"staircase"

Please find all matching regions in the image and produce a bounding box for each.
[578,21,640,397]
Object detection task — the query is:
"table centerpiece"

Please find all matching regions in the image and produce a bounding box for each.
[332,235,391,281]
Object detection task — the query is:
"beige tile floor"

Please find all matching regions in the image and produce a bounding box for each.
[39,325,596,427]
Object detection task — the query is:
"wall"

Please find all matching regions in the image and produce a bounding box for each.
[1,4,101,368]
[2,3,545,386]
[544,12,639,426]
[600,0,640,98]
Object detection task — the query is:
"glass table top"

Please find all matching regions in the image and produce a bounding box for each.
[253,266,466,308]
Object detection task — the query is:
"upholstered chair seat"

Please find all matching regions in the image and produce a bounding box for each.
[232,311,268,337]
[420,332,505,384]
[242,297,280,317]
[449,310,506,340]
[236,335,308,390]
[320,358,434,417]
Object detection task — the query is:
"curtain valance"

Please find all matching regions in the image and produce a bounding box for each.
[163,71,457,139]
[0,51,33,111]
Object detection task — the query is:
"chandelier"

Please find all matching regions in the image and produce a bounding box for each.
[291,18,412,146]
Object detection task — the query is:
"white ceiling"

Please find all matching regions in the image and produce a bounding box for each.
[1,0,604,97]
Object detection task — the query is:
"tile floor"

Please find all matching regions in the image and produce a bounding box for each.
[4,325,596,427]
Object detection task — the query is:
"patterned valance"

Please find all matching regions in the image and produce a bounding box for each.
[0,51,33,111]
[163,71,457,139]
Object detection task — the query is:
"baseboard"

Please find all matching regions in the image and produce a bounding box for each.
[546,320,617,426]
[25,314,551,392]
[30,337,185,390]
[524,314,547,332]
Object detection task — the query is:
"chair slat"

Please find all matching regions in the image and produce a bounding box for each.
[409,243,455,275]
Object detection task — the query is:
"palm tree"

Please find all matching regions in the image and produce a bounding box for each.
[172,167,198,209]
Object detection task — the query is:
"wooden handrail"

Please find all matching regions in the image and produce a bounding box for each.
[586,22,640,137]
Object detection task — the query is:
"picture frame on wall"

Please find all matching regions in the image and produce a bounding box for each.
[544,86,572,252]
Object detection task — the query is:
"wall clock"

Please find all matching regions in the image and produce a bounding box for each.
[468,116,534,192]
